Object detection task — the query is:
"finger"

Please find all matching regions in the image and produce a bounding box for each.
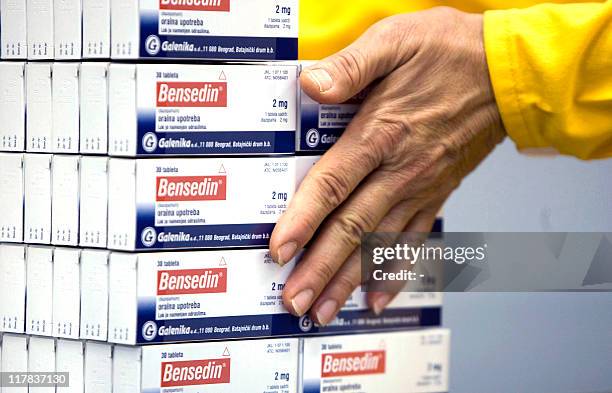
[310,203,420,325]
[271,20,424,267]
[270,130,383,266]
[308,200,422,325]
[283,191,416,315]
[281,167,414,317]
[300,16,416,104]
[367,200,445,314]
[279,175,399,316]
[309,250,361,326]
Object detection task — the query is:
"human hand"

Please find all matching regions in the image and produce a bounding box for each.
[271,7,506,325]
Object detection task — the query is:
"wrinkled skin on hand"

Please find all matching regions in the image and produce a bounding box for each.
[271,7,506,325]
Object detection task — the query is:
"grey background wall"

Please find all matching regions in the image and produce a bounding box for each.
[444,140,612,393]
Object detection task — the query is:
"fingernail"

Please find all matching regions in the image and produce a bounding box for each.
[307,68,333,93]
[291,289,315,316]
[316,299,339,326]
[373,294,392,316]
[277,241,297,267]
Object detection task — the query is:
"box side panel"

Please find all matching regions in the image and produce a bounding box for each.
[110,0,139,59]
[51,155,80,245]
[56,339,84,393]
[52,248,81,339]
[54,0,82,59]
[52,63,80,153]
[108,64,137,156]
[79,156,109,248]
[107,158,137,250]
[79,250,109,341]
[0,63,26,150]
[108,253,138,344]
[1,0,27,58]
[0,153,24,242]
[25,246,54,336]
[26,64,53,152]
[79,63,109,154]
[26,0,54,59]
[24,154,52,244]
[0,245,26,333]
[82,0,110,58]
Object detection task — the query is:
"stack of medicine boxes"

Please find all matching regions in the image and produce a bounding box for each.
[0,1,449,392]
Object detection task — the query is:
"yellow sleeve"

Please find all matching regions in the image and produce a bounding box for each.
[484,1,612,159]
[299,0,590,59]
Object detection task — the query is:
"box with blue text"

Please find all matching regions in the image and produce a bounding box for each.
[111,0,298,60]
[109,63,297,156]
[107,156,295,250]
[107,248,442,345]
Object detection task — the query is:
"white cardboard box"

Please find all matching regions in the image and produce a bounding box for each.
[26,63,53,152]
[0,62,26,151]
[24,154,52,244]
[0,244,26,333]
[109,0,138,58]
[52,248,80,339]
[80,63,109,154]
[107,156,295,250]
[111,0,298,60]
[84,342,112,393]
[80,249,109,341]
[27,0,54,59]
[28,336,56,393]
[107,249,296,344]
[107,253,137,344]
[25,246,54,336]
[1,334,28,389]
[82,0,110,58]
[0,153,24,242]
[56,339,84,393]
[108,63,297,156]
[0,0,27,58]
[53,0,82,59]
[107,64,135,155]
[107,248,442,345]
[51,155,80,245]
[79,156,108,248]
[302,329,450,393]
[136,338,299,393]
[52,63,80,153]
[112,346,141,393]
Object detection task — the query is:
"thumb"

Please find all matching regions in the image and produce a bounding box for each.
[301,19,409,104]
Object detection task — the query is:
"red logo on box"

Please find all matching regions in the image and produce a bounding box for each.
[161,359,231,387]
[159,0,230,12]
[157,82,227,107]
[321,351,386,378]
[156,176,227,202]
[157,268,228,295]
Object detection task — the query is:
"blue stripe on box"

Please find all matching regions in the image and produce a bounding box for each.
[139,15,297,60]
[136,130,296,155]
[136,303,442,344]
[136,221,277,250]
